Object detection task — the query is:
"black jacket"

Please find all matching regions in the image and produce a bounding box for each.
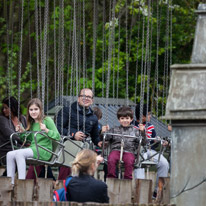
[56,101,100,146]
[0,115,27,165]
[67,174,109,203]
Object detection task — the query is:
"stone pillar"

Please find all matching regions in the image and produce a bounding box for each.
[165,4,206,206]
[191,4,206,63]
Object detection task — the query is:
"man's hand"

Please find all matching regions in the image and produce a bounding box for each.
[97,141,102,147]
[74,131,86,141]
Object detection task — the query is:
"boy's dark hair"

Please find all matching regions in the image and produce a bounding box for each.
[93,106,102,120]
[117,106,133,119]
[135,103,151,120]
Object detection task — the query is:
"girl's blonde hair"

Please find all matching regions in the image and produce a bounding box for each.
[72,149,97,176]
[26,98,45,130]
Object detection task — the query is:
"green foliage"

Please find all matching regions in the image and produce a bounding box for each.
[0,0,200,117]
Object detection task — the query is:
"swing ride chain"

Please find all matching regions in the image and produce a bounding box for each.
[41,0,49,112]
[134,6,141,105]
[28,0,33,98]
[155,0,160,132]
[116,17,120,103]
[5,0,12,127]
[35,0,40,99]
[59,0,65,136]
[68,0,76,136]
[125,0,129,106]
[92,0,97,96]
[54,0,58,124]
[82,0,86,134]
[146,0,152,125]
[17,0,24,123]
[162,0,170,118]
[102,0,105,98]
[106,0,116,125]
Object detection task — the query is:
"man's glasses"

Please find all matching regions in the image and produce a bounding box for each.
[79,95,93,100]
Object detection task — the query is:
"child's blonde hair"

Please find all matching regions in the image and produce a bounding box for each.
[72,149,97,176]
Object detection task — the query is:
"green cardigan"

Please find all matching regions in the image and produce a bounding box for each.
[21,117,60,161]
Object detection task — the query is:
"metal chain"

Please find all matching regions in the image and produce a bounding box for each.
[17,0,24,122]
[92,0,97,96]
[102,0,105,98]
[41,0,49,112]
[125,0,129,106]
[146,0,153,124]
[82,0,86,134]
[46,38,49,116]
[112,18,115,105]
[139,14,145,123]
[66,12,72,97]
[74,0,79,132]
[166,0,170,102]
[53,0,58,124]
[162,0,170,118]
[106,0,115,124]
[39,0,43,86]
[116,17,120,102]
[83,0,86,90]
[9,0,14,98]
[134,7,141,105]
[78,1,82,91]
[35,0,40,99]
[155,0,161,132]
[59,0,65,135]
[5,0,11,127]
[169,0,173,77]
[28,0,32,98]
[128,0,134,58]
[68,5,75,136]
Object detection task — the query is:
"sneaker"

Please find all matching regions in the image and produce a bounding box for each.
[152,191,157,199]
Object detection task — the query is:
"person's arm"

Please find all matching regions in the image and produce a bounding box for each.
[41,117,61,141]
[90,119,101,146]
[0,116,22,144]
[56,107,70,136]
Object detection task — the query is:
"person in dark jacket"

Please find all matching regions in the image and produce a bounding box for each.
[0,96,26,168]
[56,88,102,179]
[67,149,109,203]
[105,106,145,180]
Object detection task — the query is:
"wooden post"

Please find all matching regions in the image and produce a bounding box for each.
[35,178,53,202]
[156,177,170,204]
[0,177,12,204]
[14,179,34,202]
[106,178,132,204]
[134,179,152,204]
[0,167,5,176]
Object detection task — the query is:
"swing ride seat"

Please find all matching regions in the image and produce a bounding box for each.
[10,131,65,166]
[101,132,141,178]
[56,136,90,167]
[0,140,12,166]
[134,136,166,169]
